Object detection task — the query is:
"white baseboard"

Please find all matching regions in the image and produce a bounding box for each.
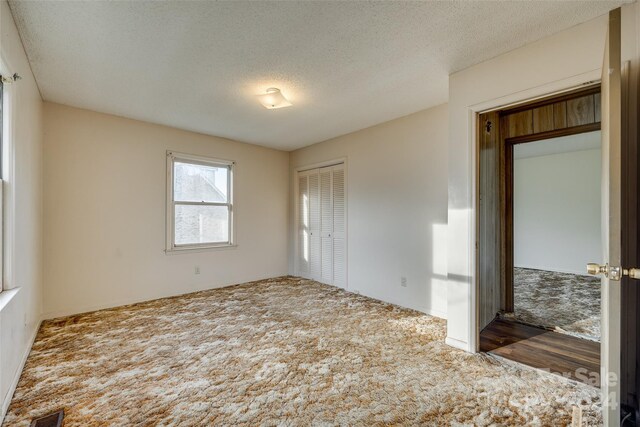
[42,286,239,320]
[42,274,287,320]
[423,307,447,319]
[42,294,174,320]
[445,335,470,352]
[1,318,41,422]
[345,287,447,320]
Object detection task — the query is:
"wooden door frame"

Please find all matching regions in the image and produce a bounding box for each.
[477,84,602,331]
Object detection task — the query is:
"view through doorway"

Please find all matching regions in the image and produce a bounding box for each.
[507,131,602,343]
[477,85,602,386]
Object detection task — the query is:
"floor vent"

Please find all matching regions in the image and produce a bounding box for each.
[30,409,64,427]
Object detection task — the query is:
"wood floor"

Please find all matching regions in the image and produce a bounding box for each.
[480,318,601,387]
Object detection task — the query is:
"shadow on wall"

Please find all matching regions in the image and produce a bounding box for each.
[429,223,448,316]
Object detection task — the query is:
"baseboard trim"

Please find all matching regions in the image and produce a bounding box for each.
[445,336,470,352]
[344,287,447,320]
[1,318,41,422]
[424,307,447,319]
[42,274,289,320]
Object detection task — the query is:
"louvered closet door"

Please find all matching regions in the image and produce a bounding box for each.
[297,173,310,277]
[297,164,346,288]
[332,165,346,288]
[308,170,321,280]
[320,168,333,284]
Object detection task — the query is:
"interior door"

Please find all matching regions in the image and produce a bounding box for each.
[597,8,623,425]
[620,55,640,424]
[576,11,640,424]
[619,10,640,425]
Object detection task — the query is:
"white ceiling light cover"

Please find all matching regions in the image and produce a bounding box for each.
[257,88,292,109]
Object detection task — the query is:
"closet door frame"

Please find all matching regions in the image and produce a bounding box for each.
[294,158,348,288]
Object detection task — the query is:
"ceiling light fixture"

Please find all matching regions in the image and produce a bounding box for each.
[257,87,292,109]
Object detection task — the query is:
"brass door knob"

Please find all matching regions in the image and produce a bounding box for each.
[587,263,608,276]
[587,263,640,280]
[623,268,640,280]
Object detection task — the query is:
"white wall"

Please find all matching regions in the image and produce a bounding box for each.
[513,143,602,275]
[447,14,610,352]
[42,103,289,318]
[0,0,43,418]
[289,105,448,318]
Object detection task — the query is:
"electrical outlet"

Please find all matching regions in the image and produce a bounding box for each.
[194,266,200,275]
[400,277,407,287]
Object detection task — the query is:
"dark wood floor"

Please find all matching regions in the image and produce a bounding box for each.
[480,318,601,387]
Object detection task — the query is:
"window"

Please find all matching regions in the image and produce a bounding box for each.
[166,151,234,251]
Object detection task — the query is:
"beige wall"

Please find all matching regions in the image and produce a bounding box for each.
[289,105,448,317]
[514,145,602,275]
[0,0,43,417]
[43,103,289,318]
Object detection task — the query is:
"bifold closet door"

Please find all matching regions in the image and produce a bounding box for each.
[297,173,310,277]
[332,165,346,288]
[308,171,321,280]
[297,164,346,288]
[320,168,333,283]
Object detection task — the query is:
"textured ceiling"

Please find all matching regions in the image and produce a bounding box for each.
[9,1,624,151]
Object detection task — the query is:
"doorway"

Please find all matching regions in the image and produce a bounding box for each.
[477,10,640,423]
[476,85,603,385]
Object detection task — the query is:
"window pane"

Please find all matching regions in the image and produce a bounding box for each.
[175,205,229,245]
[174,161,228,203]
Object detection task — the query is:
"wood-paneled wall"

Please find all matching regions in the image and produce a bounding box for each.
[478,111,502,332]
[504,88,601,140]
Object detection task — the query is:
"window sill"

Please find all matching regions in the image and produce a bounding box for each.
[0,287,20,313]
[165,244,238,255]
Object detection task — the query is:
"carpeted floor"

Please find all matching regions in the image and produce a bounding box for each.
[4,277,601,426]
[513,267,601,341]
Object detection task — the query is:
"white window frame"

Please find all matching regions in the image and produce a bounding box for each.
[166,151,235,252]
[0,56,13,292]
[0,76,4,291]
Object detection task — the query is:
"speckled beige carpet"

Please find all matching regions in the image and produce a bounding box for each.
[4,277,601,426]
[513,267,601,341]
